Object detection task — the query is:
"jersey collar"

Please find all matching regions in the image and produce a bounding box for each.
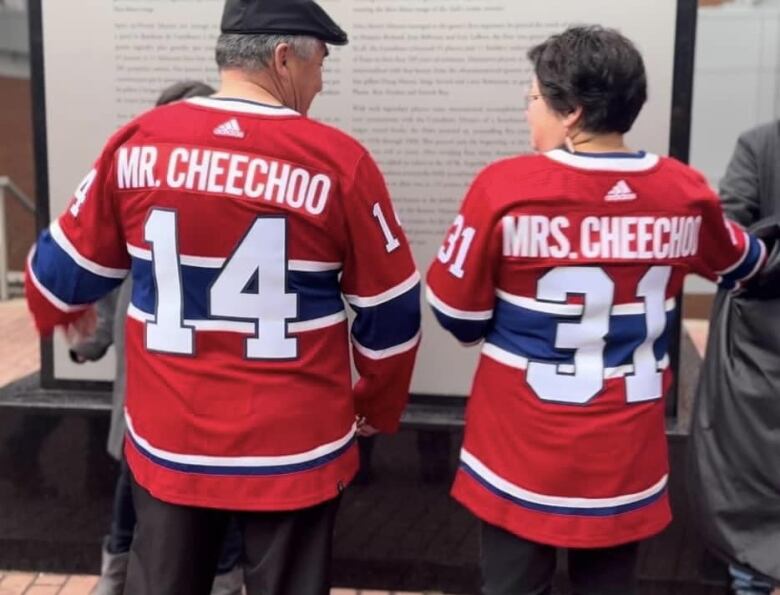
[544,148,660,172]
[185,96,300,117]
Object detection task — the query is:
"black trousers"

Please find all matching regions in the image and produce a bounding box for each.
[125,475,340,595]
[480,521,640,595]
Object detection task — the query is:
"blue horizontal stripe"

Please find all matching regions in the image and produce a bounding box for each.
[486,298,673,368]
[351,283,421,350]
[128,431,356,477]
[461,462,666,517]
[430,306,492,343]
[131,257,343,323]
[720,235,763,289]
[32,230,123,306]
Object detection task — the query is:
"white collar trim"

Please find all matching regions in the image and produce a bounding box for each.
[186,96,300,117]
[544,149,660,172]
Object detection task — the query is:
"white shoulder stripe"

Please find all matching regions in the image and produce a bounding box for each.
[126,411,355,468]
[51,220,128,279]
[345,271,420,308]
[351,330,421,360]
[426,286,493,321]
[461,448,668,509]
[26,247,88,313]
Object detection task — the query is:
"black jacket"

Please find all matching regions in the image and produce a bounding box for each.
[688,216,780,582]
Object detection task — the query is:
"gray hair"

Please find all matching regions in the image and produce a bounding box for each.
[215,33,319,71]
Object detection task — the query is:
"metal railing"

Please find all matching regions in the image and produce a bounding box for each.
[0,176,35,300]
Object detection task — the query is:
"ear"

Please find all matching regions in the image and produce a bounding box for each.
[561,105,583,130]
[272,43,292,75]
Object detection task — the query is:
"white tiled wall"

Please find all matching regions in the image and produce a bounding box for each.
[686,1,780,294]
[690,2,780,188]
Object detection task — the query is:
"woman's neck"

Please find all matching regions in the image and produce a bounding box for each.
[568,131,632,154]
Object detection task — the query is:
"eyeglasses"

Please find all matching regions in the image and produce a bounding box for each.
[524,93,543,110]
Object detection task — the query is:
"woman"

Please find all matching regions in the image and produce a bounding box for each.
[426,26,766,594]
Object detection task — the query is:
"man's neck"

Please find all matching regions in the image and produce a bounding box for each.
[215,72,286,108]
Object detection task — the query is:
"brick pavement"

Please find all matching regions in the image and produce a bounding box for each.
[0,572,453,595]
[0,299,39,388]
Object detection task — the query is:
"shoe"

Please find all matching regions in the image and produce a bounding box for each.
[90,538,128,595]
[211,565,244,595]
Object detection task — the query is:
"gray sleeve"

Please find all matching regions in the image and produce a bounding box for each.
[719,132,761,227]
[69,289,119,361]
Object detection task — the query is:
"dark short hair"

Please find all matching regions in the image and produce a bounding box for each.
[156,81,216,106]
[527,26,647,134]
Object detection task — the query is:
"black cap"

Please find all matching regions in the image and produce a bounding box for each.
[221,0,348,46]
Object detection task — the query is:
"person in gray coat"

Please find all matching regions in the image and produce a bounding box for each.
[689,121,780,595]
[70,81,244,595]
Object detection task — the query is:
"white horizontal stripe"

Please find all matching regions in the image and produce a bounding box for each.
[497,289,676,316]
[352,330,421,360]
[26,247,87,313]
[126,244,150,261]
[603,354,670,379]
[187,96,300,117]
[496,289,581,316]
[126,411,355,468]
[612,298,676,315]
[51,220,128,279]
[127,304,345,335]
[127,244,340,273]
[462,448,668,509]
[544,149,660,172]
[482,343,529,369]
[289,260,342,272]
[426,286,493,321]
[484,343,670,379]
[345,271,420,307]
[289,311,347,332]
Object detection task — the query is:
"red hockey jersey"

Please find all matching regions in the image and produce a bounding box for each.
[26,97,421,510]
[427,149,765,547]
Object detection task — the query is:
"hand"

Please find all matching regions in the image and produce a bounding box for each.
[356,416,380,438]
[63,307,97,346]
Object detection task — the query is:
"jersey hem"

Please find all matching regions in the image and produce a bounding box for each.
[453,478,672,548]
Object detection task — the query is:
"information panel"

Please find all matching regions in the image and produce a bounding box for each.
[33,0,690,394]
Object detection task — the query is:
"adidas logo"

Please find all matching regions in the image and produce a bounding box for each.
[213,118,245,139]
[604,179,637,201]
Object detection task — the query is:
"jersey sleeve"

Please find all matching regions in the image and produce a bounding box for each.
[25,136,130,335]
[340,152,421,433]
[426,170,501,343]
[694,192,766,290]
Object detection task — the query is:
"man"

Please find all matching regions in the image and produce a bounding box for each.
[25,1,421,594]
[688,121,780,595]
